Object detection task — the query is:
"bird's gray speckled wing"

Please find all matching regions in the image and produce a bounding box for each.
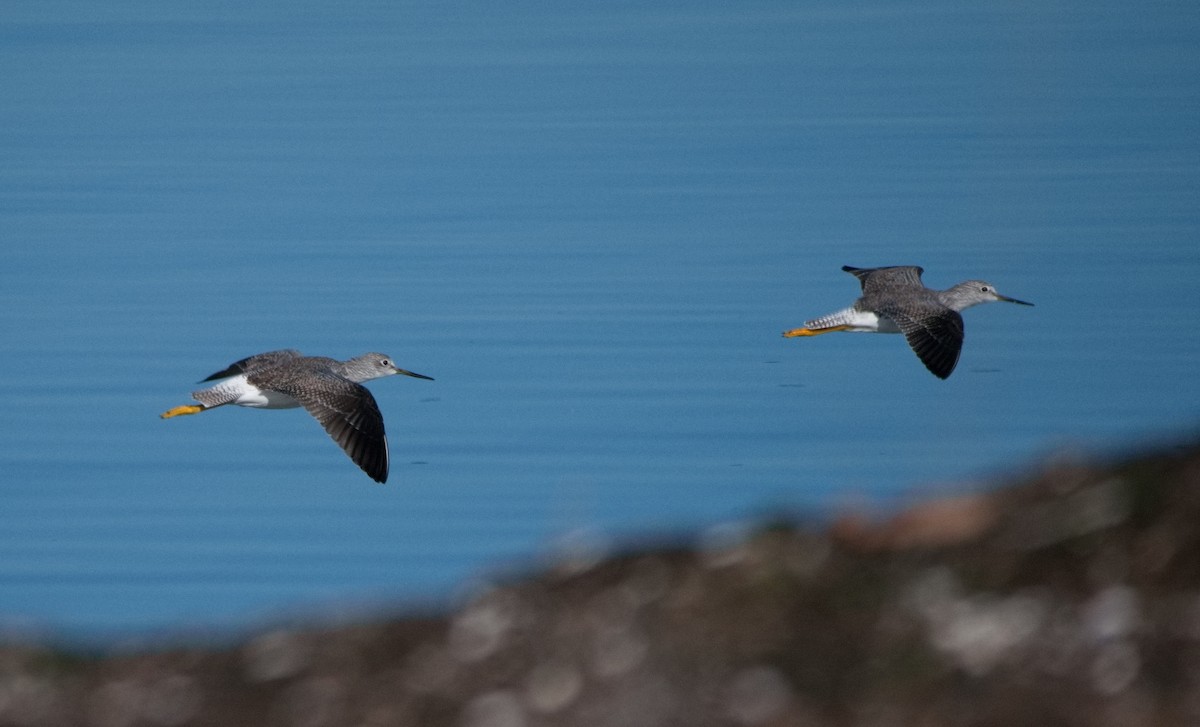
[881,304,965,380]
[201,350,304,382]
[262,367,390,483]
[842,265,925,296]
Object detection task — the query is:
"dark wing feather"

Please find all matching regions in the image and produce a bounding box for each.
[201,349,304,382]
[842,265,925,295]
[271,369,390,483]
[883,306,964,379]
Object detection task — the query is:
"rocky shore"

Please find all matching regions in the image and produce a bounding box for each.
[2,435,1199,726]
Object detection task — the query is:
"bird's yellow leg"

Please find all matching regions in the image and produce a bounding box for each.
[161,405,205,419]
[782,325,850,338]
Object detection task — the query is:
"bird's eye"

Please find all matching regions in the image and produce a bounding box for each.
[980,285,991,292]
[380,358,391,367]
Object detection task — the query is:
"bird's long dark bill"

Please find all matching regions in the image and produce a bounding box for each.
[399,368,435,381]
[998,295,1034,306]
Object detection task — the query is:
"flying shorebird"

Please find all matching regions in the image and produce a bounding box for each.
[161,350,433,483]
[783,265,1033,379]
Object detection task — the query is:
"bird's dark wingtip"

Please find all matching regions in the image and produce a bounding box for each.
[360,454,389,483]
[921,355,958,379]
[355,458,388,483]
[199,364,241,383]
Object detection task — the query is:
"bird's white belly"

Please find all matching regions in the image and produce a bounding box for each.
[867,313,902,334]
[220,375,301,409]
[238,389,301,409]
[841,310,902,334]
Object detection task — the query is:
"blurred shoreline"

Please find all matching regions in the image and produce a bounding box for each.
[3,433,1200,726]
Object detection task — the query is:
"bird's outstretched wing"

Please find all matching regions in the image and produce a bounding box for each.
[201,350,304,382]
[270,369,390,483]
[842,265,925,296]
[883,305,965,379]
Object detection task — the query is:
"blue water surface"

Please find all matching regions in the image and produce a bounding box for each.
[1,0,1198,640]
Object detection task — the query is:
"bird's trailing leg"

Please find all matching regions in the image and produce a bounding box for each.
[782,324,850,338]
[161,404,205,419]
